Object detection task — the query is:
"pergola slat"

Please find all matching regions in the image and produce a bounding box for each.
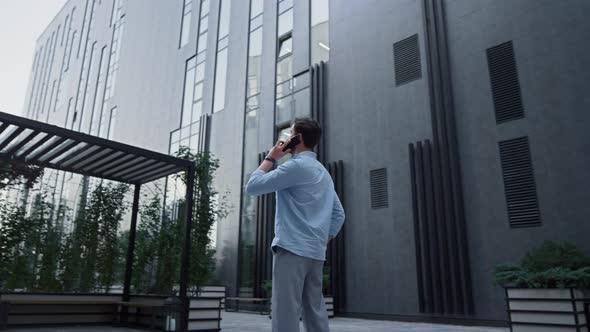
[111,159,161,178]
[102,156,146,177]
[0,127,26,151]
[5,130,40,155]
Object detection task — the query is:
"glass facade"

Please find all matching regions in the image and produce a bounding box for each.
[275,0,310,129]
[180,0,193,48]
[171,0,211,155]
[237,0,264,296]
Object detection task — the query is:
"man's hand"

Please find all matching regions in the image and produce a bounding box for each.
[268,137,293,161]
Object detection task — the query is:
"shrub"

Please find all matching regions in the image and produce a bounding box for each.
[494,241,590,288]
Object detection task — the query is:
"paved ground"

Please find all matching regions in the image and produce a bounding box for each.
[221,311,508,332]
[6,312,509,332]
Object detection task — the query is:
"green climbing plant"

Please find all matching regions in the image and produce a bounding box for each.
[174,147,231,294]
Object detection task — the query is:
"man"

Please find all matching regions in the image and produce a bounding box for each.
[246,118,345,332]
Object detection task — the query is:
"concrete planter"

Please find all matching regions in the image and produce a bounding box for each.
[505,288,590,332]
[187,297,222,332]
[324,296,334,318]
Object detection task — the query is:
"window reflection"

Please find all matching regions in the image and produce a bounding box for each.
[278,8,293,37]
[311,0,329,64]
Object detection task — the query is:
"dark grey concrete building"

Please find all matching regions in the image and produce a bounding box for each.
[22,0,590,326]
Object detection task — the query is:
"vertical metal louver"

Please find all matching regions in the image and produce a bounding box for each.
[487,41,524,124]
[393,34,422,86]
[499,137,541,228]
[370,168,388,209]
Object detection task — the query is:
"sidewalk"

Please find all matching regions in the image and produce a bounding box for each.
[221,311,509,332]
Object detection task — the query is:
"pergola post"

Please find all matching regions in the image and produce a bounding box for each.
[122,183,141,322]
[179,163,195,329]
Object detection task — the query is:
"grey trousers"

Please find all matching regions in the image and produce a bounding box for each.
[272,247,329,332]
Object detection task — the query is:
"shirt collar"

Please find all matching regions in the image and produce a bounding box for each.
[293,151,317,159]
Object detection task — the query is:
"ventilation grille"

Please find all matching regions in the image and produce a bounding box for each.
[370,168,388,209]
[487,41,524,124]
[393,34,422,86]
[499,137,541,228]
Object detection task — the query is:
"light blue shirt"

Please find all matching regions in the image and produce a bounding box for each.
[245,151,345,261]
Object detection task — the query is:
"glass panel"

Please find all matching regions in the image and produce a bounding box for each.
[180,10,192,47]
[196,62,205,81]
[213,48,228,113]
[276,55,292,84]
[192,100,202,122]
[180,137,190,150]
[197,50,207,63]
[247,28,263,97]
[218,0,231,38]
[200,0,210,16]
[293,87,310,118]
[190,121,200,137]
[200,14,209,32]
[194,82,203,101]
[238,214,256,292]
[294,71,310,90]
[278,0,293,14]
[278,37,292,58]
[276,79,293,99]
[197,32,208,53]
[190,134,199,149]
[171,129,180,143]
[250,0,263,19]
[182,64,196,127]
[218,35,229,50]
[246,95,259,112]
[311,0,329,64]
[277,8,293,36]
[275,96,293,125]
[180,125,190,140]
[250,14,263,32]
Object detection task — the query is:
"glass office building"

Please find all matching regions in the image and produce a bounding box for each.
[21,0,590,325]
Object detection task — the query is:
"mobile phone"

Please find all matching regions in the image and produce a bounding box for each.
[282,135,301,152]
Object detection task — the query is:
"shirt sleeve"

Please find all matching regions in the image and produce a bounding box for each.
[329,191,345,237]
[245,159,301,196]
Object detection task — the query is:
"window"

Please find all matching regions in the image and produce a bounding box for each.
[180,0,193,48]
[90,46,108,136]
[182,57,196,127]
[311,0,329,64]
[247,27,263,97]
[217,0,231,38]
[278,36,292,58]
[212,0,231,113]
[107,106,117,139]
[61,16,69,46]
[66,30,77,70]
[277,8,293,37]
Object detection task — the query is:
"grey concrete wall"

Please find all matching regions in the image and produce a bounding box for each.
[327,0,433,316]
[445,0,590,320]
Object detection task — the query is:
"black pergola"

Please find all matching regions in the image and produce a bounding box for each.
[0,111,195,323]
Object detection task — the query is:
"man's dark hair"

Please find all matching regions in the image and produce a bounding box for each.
[292,118,322,149]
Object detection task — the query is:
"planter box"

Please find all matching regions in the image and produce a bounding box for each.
[505,288,590,332]
[187,297,222,332]
[325,296,334,318]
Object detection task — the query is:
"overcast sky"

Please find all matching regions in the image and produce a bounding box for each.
[0,0,68,116]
